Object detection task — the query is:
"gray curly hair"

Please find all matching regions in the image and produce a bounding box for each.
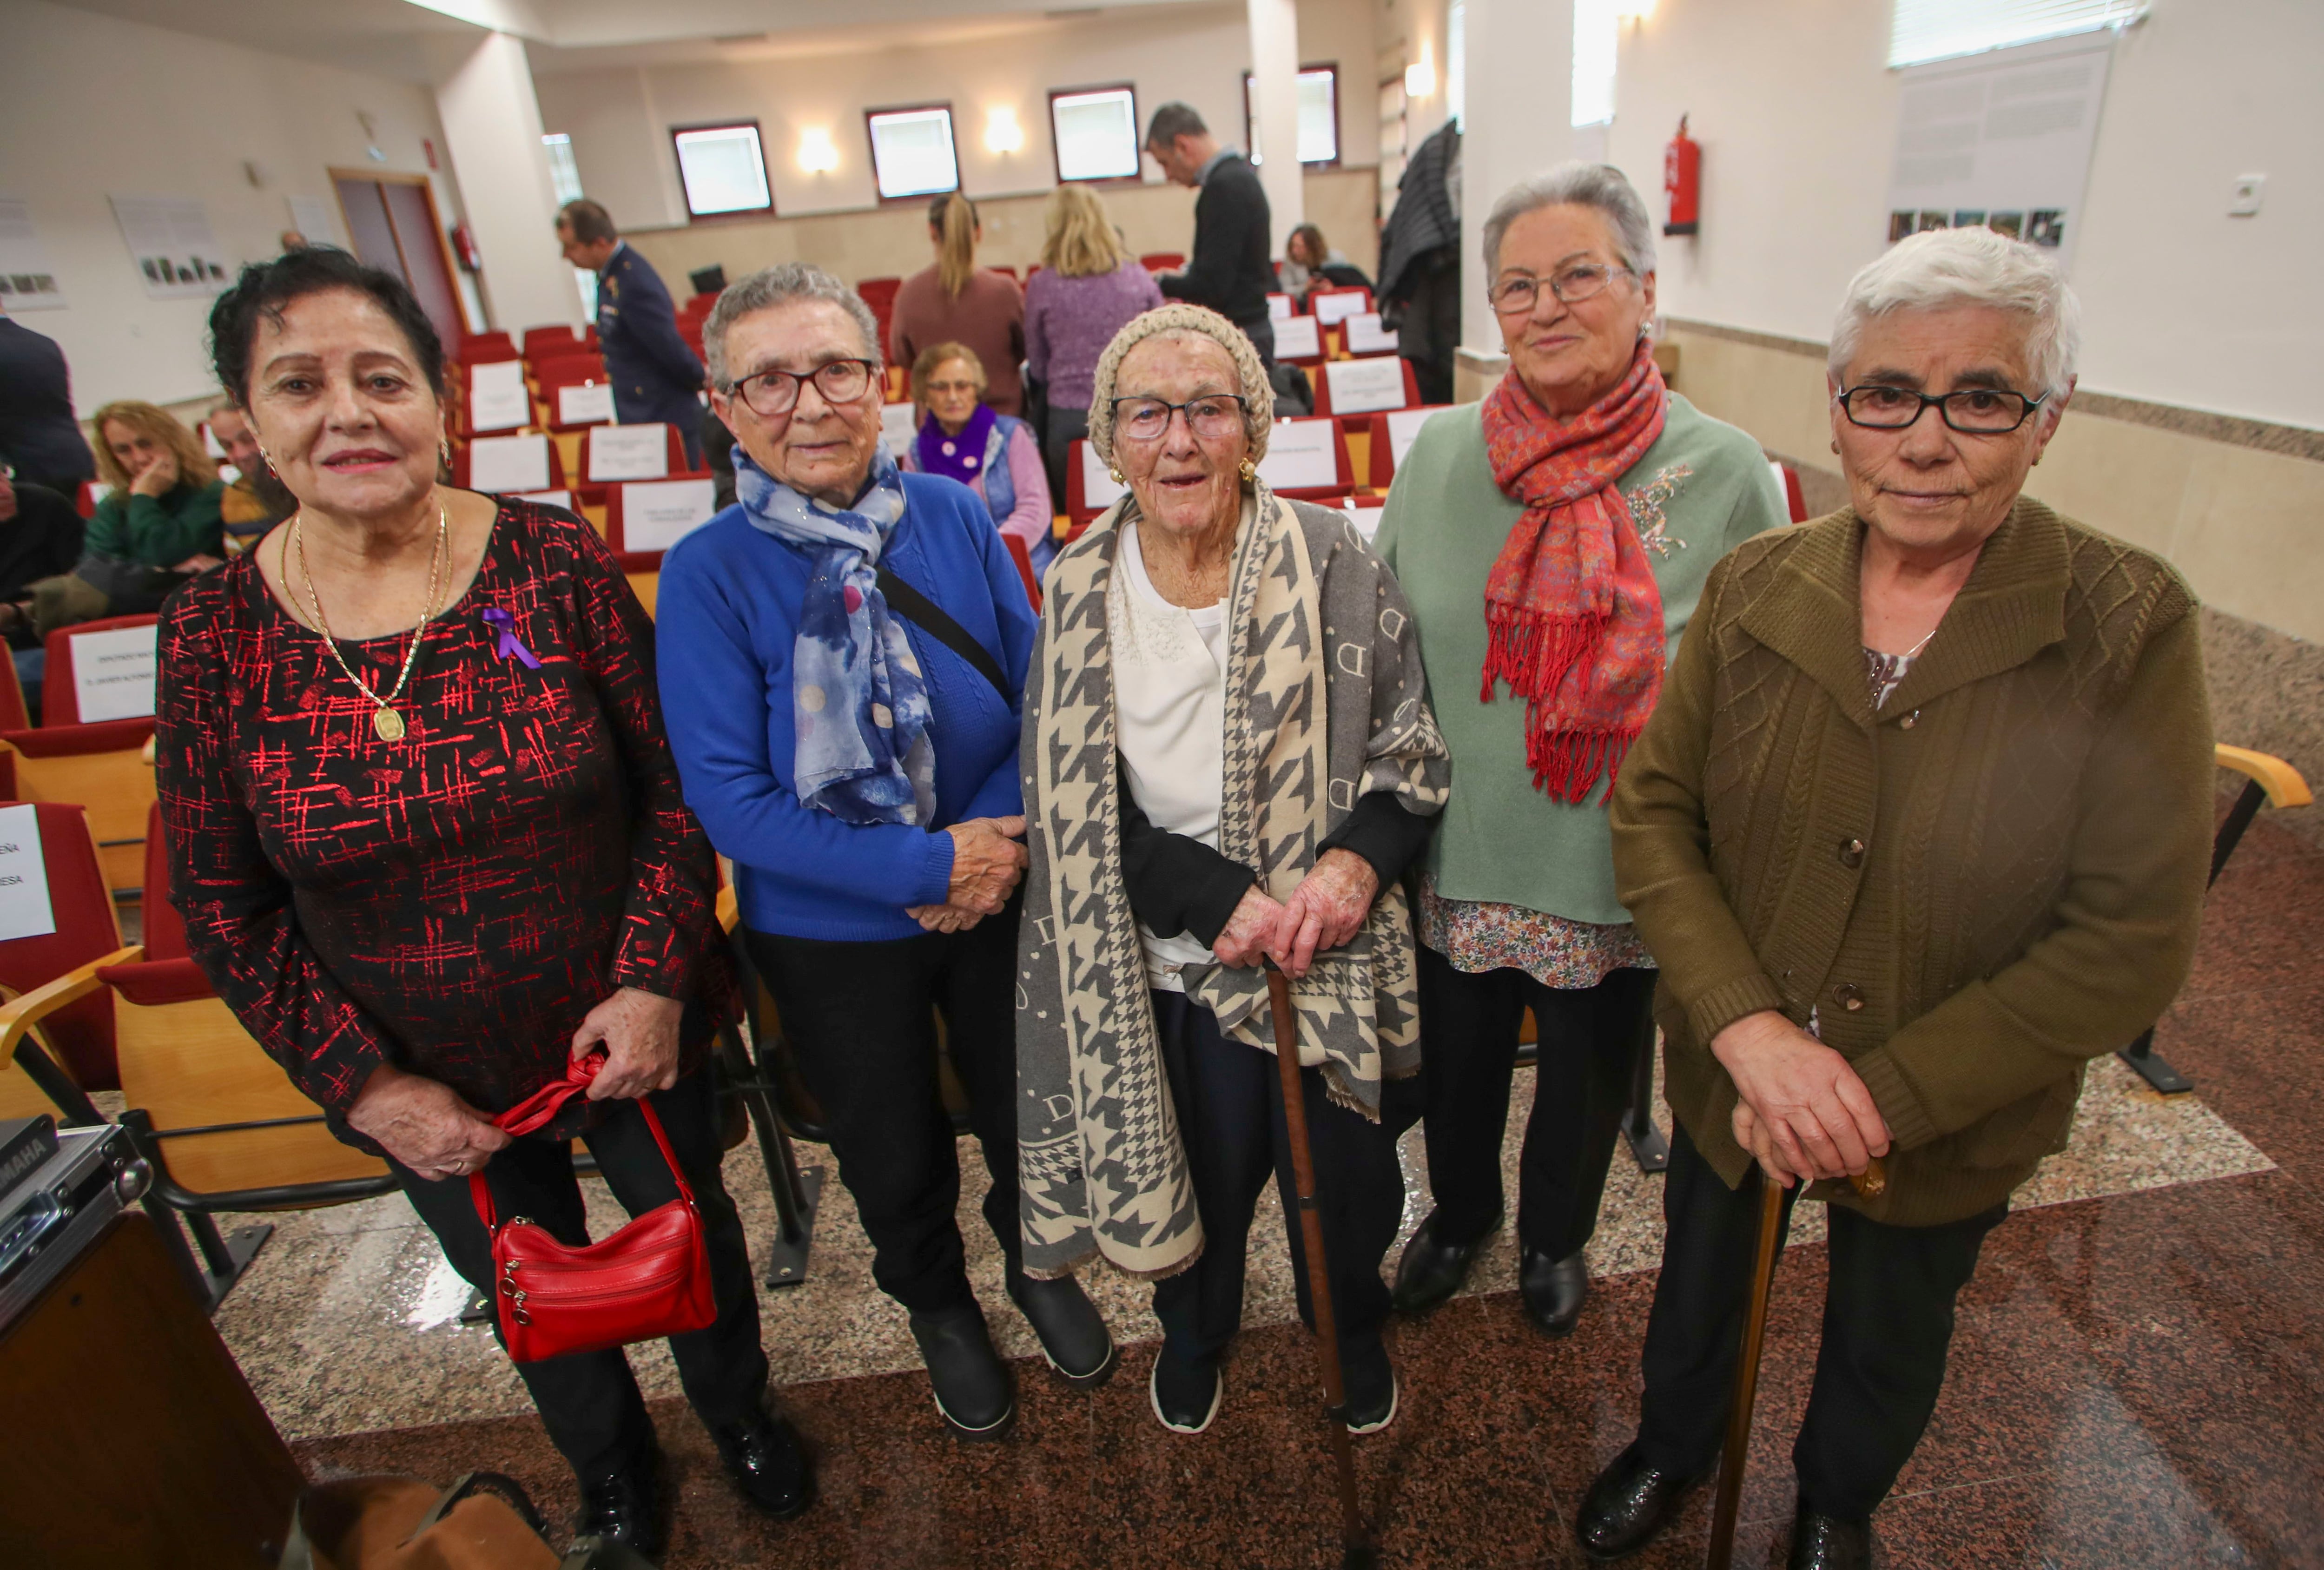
[701,261,883,392]
[1086,303,1274,470]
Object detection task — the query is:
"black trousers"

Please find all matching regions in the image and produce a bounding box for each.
[1042,407,1089,510]
[394,1069,767,1482]
[1414,943,1656,1260]
[743,898,1022,1317]
[1636,1126,2007,1517]
[1149,991,1407,1366]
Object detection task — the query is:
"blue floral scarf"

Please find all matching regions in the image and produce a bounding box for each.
[734,446,937,826]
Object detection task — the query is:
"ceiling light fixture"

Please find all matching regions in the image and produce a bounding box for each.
[798,128,839,174]
[985,106,1024,155]
[1404,57,1435,98]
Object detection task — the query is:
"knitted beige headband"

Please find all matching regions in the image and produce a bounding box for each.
[1085,302,1274,469]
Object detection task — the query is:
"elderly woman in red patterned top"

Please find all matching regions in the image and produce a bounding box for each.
[156,249,807,1557]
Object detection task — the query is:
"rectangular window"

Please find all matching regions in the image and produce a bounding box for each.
[865,105,960,201]
[1048,86,1141,184]
[670,122,772,218]
[1889,0,2144,68]
[1446,1,1466,129]
[1243,66,1340,167]
[542,134,585,205]
[1571,0,1619,127]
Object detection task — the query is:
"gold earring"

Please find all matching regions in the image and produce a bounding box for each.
[439,436,452,467]
[1239,459,1257,483]
[1109,467,1124,484]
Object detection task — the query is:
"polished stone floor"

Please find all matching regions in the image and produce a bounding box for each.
[253,803,2324,1567]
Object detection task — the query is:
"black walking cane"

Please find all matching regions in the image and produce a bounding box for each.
[1703,1154,1888,1570]
[1265,964,1379,1570]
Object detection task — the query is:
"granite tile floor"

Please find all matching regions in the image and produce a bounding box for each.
[261,805,2324,1567]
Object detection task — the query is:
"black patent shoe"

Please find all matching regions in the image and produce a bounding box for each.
[1574,1441,1702,1562]
[710,1405,815,1521]
[1390,1207,1501,1314]
[1519,1245,1591,1338]
[1009,1272,1118,1389]
[908,1303,1018,1440]
[1341,1336,1399,1434]
[574,1444,664,1561]
[1149,1348,1224,1434]
[1788,1502,1874,1570]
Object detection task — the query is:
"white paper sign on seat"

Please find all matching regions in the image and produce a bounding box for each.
[1324,357,1409,415]
[1267,293,1293,321]
[557,382,615,426]
[467,434,551,495]
[516,490,574,510]
[467,361,530,433]
[1272,316,1321,360]
[1257,419,1340,492]
[881,402,918,457]
[1077,442,1126,511]
[0,804,56,942]
[1386,407,1439,470]
[621,478,720,552]
[1313,291,1367,326]
[588,425,670,482]
[1344,312,1400,355]
[71,622,159,723]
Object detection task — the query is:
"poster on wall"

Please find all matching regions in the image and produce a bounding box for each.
[109,195,231,299]
[1882,33,2113,272]
[0,198,66,311]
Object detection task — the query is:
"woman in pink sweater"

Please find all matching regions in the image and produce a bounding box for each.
[897,342,1055,578]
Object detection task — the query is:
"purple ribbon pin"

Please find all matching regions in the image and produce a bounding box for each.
[481,607,542,670]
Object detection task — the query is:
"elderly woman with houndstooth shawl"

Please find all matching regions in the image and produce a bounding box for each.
[1015,303,1449,1438]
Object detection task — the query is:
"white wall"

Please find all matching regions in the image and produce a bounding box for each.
[0,0,469,414]
[1604,0,2324,429]
[536,0,1376,231]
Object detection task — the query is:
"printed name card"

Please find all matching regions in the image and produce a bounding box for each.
[0,804,55,943]
[1271,315,1320,360]
[557,382,615,426]
[620,478,720,552]
[1079,443,1126,510]
[1341,500,1387,543]
[1344,312,1400,355]
[516,490,574,510]
[587,424,670,482]
[467,434,551,495]
[1324,357,1409,415]
[71,621,158,723]
[467,360,530,433]
[881,401,919,457]
[1313,290,1368,326]
[1257,419,1339,492]
[1386,407,1438,470]
[1267,292,1293,321]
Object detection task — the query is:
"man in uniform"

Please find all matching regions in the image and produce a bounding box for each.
[555,199,705,467]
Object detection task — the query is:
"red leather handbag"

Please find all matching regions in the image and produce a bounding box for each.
[469,1053,718,1364]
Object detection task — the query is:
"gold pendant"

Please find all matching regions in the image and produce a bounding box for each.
[373,706,406,742]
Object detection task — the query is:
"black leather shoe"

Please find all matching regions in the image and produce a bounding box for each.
[1788,1502,1874,1570]
[1149,1348,1224,1434]
[574,1444,664,1560]
[1574,1441,1701,1562]
[1390,1207,1501,1314]
[1519,1246,1590,1337]
[710,1406,814,1522]
[908,1304,1017,1440]
[1009,1273,1118,1389]
[1341,1336,1398,1434]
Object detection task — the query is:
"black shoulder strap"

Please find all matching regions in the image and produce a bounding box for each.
[875,566,1011,699]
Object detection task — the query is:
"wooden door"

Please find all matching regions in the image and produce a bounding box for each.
[332,171,465,349]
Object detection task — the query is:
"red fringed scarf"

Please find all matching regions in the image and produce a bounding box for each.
[1479,338,1670,802]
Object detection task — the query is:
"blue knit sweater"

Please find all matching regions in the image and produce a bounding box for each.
[656,473,1037,942]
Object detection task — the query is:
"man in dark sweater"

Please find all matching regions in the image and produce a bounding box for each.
[0,469,87,717]
[0,308,96,495]
[1145,103,1276,364]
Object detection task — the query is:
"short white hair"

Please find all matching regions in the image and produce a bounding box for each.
[1829,228,2081,400]
[1482,162,1657,280]
[702,262,882,391]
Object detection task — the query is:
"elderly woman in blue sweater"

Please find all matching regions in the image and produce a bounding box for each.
[657,262,1114,1442]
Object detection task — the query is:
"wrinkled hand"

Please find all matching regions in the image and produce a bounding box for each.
[1211,883,1287,969]
[944,815,1028,915]
[129,450,179,497]
[573,986,684,1101]
[345,1062,510,1180]
[906,902,984,934]
[171,553,225,574]
[1268,849,1378,979]
[1711,1010,1891,1188]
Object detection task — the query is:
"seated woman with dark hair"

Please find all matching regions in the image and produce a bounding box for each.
[896,341,1055,578]
[1277,223,1372,309]
[157,245,810,1557]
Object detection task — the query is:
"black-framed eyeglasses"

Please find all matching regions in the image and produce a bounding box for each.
[727,358,877,417]
[1487,263,1637,314]
[1836,384,2046,434]
[1110,394,1248,443]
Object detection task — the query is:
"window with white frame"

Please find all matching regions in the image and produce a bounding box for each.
[1571,0,1619,128]
[1049,86,1140,183]
[866,106,961,200]
[1446,1,1466,129]
[542,135,585,204]
[1889,0,2145,68]
[1243,66,1340,167]
[671,123,772,217]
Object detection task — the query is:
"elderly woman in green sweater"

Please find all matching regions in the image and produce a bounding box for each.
[1374,164,1786,1336]
[1581,227,2213,1570]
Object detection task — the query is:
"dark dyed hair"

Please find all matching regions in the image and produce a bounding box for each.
[559,198,617,244]
[207,247,446,408]
[1145,101,1208,149]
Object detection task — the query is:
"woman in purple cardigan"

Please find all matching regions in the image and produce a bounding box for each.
[897,342,1055,578]
[1023,184,1164,504]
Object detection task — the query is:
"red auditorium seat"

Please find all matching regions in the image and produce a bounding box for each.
[1365,406,1451,489]
[0,800,125,1102]
[1311,357,1422,427]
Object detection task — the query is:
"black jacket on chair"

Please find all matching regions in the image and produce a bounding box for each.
[1157,153,1274,334]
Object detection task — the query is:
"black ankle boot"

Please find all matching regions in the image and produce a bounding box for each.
[1008,1272,1117,1389]
[574,1443,663,1559]
[908,1302,1017,1440]
[1788,1500,1874,1570]
[1573,1441,1701,1562]
[1519,1245,1590,1337]
[1390,1207,1500,1314]
[710,1404,814,1521]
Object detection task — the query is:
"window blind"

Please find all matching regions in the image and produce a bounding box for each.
[1889,0,2143,68]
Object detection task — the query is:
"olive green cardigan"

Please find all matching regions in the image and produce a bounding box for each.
[1609,498,2214,1225]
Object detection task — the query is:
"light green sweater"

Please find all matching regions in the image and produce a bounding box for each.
[1373,393,1786,924]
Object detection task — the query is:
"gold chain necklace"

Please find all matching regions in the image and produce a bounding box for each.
[292,499,450,742]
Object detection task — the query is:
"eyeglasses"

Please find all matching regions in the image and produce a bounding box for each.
[728,358,877,417]
[1836,384,2046,435]
[1110,395,1248,443]
[1487,264,1636,314]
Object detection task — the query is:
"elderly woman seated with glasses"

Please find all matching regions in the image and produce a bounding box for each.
[656,262,1114,1445]
[1582,227,2214,1570]
[1015,302,1449,1438]
[896,341,1056,580]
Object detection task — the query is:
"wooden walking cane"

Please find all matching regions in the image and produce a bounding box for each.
[1703,1154,1888,1570]
[1265,964,1379,1570]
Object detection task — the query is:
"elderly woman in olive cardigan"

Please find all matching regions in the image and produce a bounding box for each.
[1584,228,2213,1570]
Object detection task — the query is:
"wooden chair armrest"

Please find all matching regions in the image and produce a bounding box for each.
[142,734,156,765]
[717,884,739,935]
[2216,744,2312,809]
[0,944,143,1063]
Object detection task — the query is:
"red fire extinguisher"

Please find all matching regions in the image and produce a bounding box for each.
[1664,115,1700,237]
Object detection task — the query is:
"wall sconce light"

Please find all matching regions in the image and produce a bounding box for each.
[985,106,1024,155]
[1615,0,1656,18]
[1404,57,1435,99]
[798,127,838,174]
